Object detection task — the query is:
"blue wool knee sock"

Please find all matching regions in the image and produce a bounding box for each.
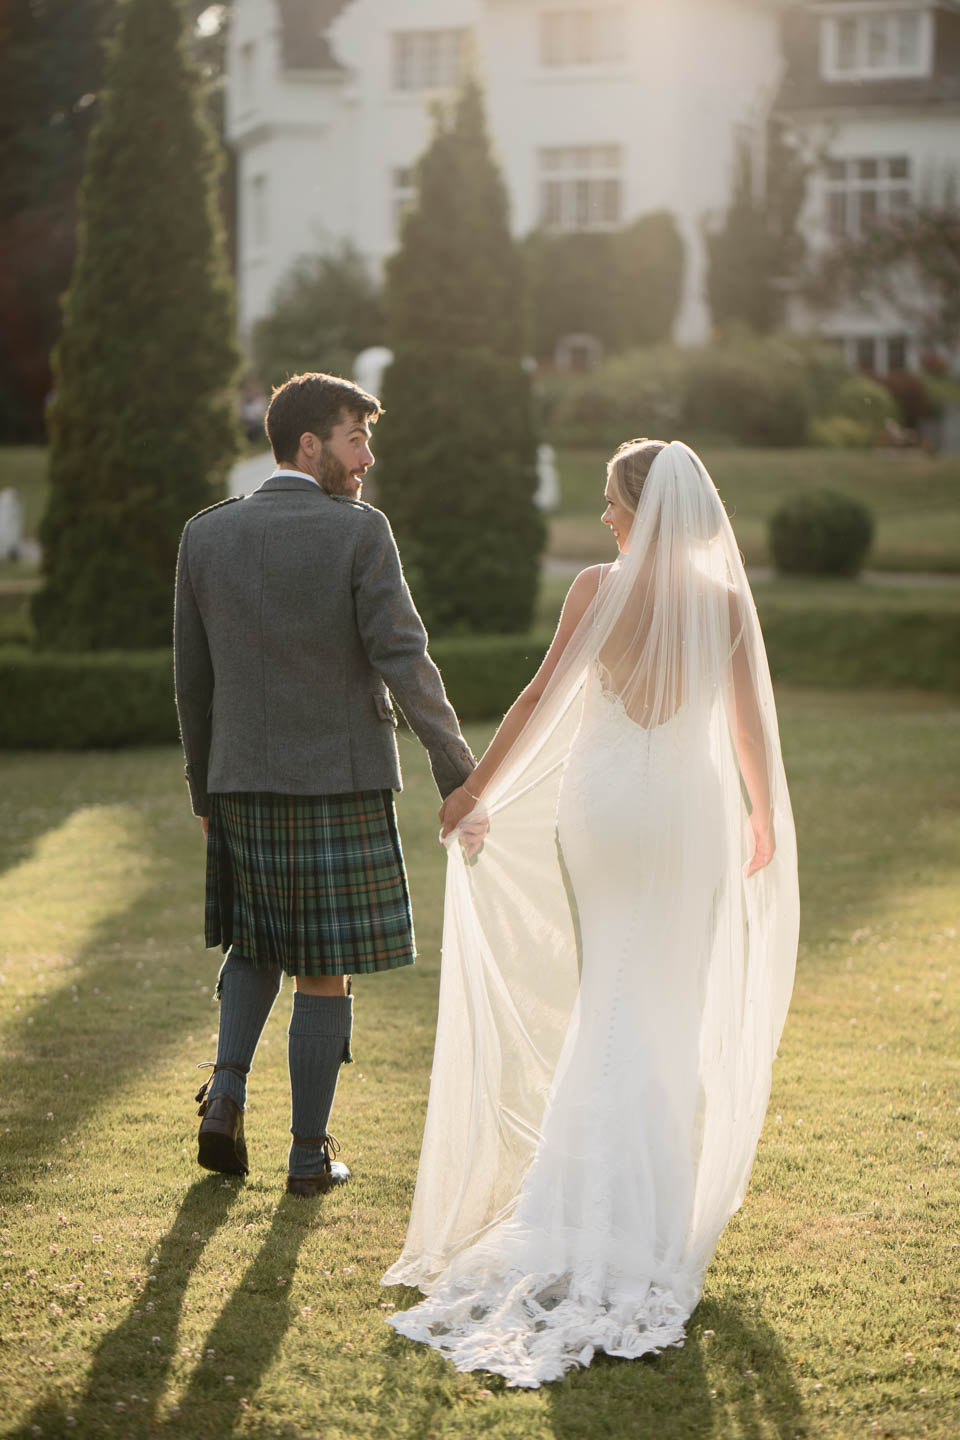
[287,992,353,1176]
[206,952,283,1108]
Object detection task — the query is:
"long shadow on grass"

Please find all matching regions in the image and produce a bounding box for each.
[9,1174,243,1438]
[0,813,220,1196]
[543,1295,805,1440]
[11,1182,313,1440]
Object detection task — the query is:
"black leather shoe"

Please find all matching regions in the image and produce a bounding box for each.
[197,1094,249,1176]
[286,1161,350,1197]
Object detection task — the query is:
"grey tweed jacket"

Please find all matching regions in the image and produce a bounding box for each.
[173,474,476,816]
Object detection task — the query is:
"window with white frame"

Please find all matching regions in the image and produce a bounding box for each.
[392,166,417,234]
[840,333,910,374]
[820,8,933,81]
[823,155,911,240]
[540,7,625,67]
[539,145,623,231]
[391,29,471,92]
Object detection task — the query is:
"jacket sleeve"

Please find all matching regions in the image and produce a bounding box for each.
[353,507,476,798]
[173,522,214,817]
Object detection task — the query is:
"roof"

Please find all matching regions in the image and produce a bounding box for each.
[775,3,960,112]
[276,0,352,72]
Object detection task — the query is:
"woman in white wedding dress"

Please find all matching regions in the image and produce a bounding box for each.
[382,440,799,1387]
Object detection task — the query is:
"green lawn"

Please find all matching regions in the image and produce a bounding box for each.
[551,447,960,573]
[1,690,959,1439]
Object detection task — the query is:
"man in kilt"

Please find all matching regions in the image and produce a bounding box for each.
[174,373,476,1196]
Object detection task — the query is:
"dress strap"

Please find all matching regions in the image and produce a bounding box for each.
[592,563,609,629]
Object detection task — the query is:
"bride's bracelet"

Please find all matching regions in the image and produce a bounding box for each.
[463,782,482,803]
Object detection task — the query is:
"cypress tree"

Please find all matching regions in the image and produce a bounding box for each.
[705,124,808,336]
[375,78,543,636]
[32,0,239,651]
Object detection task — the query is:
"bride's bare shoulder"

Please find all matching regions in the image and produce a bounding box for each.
[553,565,605,628]
[565,564,607,609]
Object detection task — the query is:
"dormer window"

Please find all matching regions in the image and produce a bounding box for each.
[820,7,933,81]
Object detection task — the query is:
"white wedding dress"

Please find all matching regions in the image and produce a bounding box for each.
[384,444,799,1387]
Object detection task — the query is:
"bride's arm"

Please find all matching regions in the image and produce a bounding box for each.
[439,565,604,837]
[727,594,774,876]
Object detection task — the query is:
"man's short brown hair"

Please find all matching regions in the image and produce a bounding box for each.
[265,373,383,462]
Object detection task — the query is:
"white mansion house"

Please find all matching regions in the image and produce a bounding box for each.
[226,0,960,370]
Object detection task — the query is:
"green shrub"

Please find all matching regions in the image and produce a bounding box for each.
[539,345,685,448]
[759,605,960,692]
[808,415,875,449]
[526,211,684,361]
[0,648,177,748]
[250,245,384,392]
[683,344,811,447]
[769,488,875,578]
[3,602,960,751]
[0,639,551,750]
[829,375,898,437]
[541,334,850,449]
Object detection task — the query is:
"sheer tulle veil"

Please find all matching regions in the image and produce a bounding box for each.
[384,440,799,1301]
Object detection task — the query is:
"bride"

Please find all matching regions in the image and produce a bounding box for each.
[382,439,799,1387]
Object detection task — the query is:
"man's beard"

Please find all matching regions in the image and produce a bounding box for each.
[317,446,355,496]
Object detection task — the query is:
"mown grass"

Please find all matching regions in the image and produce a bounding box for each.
[1,689,959,1439]
[550,447,960,573]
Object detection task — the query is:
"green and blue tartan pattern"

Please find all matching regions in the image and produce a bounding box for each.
[204,790,415,976]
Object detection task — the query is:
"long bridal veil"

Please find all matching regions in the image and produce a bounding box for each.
[384,441,799,1368]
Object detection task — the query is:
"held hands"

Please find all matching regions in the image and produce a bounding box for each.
[439,784,489,858]
[745,811,775,877]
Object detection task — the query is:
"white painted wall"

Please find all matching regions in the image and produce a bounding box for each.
[227,0,782,344]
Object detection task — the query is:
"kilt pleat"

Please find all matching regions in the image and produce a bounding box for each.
[204,790,415,976]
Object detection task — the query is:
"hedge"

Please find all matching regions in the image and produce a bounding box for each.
[1,607,958,749]
[0,635,555,750]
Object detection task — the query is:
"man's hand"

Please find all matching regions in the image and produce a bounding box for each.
[200,816,209,839]
[745,812,775,877]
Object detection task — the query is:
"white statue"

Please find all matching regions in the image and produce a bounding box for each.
[0,488,23,561]
[535,443,560,511]
[354,346,394,398]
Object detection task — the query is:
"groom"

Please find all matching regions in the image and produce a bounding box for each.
[174,372,476,1196]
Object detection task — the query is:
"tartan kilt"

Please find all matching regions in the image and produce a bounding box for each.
[204,790,416,976]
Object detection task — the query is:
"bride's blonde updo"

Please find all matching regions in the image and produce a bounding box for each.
[607,438,668,511]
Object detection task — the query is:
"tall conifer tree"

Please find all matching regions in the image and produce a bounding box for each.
[376,78,543,636]
[32,0,239,651]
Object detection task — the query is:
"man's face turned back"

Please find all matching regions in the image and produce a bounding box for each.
[317,410,375,500]
[296,408,376,499]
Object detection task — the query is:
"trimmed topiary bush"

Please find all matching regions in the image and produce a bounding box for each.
[769,488,874,578]
[377,77,543,635]
[31,0,239,652]
[5,603,960,751]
